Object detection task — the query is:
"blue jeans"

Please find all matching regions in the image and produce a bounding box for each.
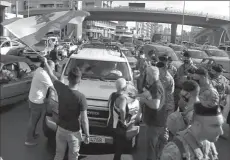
[146,125,166,160]
[26,100,44,142]
[54,126,83,160]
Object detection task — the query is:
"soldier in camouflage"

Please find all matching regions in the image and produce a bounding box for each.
[209,64,230,107]
[136,50,149,93]
[167,57,177,78]
[192,67,220,108]
[174,51,197,110]
[157,55,175,116]
[161,102,224,160]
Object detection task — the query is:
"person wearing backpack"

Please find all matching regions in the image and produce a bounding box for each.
[107,78,140,160]
[160,101,224,160]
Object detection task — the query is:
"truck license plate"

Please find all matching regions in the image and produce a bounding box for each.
[89,136,105,143]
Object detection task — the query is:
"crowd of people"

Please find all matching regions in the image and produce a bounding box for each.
[23,46,230,160]
[133,49,230,160]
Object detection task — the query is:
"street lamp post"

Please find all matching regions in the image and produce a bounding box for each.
[229,1,230,21]
[181,1,186,43]
[27,0,29,17]
[165,7,173,41]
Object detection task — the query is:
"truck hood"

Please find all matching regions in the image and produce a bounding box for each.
[62,77,137,101]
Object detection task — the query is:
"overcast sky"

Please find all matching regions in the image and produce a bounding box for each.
[112,1,230,34]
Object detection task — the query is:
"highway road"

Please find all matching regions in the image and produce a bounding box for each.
[0,101,230,160]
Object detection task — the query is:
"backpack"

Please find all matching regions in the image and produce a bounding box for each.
[107,92,122,129]
[107,92,140,140]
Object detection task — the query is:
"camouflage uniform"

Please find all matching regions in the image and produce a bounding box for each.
[160,128,218,160]
[136,58,149,93]
[168,64,177,78]
[174,63,197,110]
[175,63,197,88]
[211,75,230,107]
[160,71,175,115]
[199,83,220,108]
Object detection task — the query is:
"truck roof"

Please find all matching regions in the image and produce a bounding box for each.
[70,48,127,62]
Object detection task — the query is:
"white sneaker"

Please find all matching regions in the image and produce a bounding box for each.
[25,141,38,146]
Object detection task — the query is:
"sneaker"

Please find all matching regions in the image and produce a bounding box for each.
[25,141,38,146]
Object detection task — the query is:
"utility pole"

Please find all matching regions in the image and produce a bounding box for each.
[16,1,18,17]
[27,0,30,17]
[229,1,230,21]
[181,1,185,43]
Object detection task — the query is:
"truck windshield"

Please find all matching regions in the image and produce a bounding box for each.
[64,59,131,81]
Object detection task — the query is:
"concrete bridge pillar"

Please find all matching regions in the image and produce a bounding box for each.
[74,1,83,39]
[0,1,11,36]
[171,23,177,44]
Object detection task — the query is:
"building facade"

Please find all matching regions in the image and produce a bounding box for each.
[135,22,164,39]
[1,1,11,36]
[84,20,117,39]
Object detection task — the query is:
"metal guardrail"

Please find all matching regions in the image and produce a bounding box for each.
[86,6,229,21]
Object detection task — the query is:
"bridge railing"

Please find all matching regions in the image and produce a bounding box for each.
[86,6,229,21]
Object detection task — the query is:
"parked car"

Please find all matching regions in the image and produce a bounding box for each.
[204,49,229,58]
[0,55,37,106]
[198,57,230,81]
[1,39,25,56]
[218,45,230,56]
[140,44,183,69]
[121,47,138,69]
[186,49,209,64]
[22,38,54,60]
[168,43,186,55]
[43,45,140,150]
[201,44,218,50]
[0,36,11,43]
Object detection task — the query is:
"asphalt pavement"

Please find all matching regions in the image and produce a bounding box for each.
[0,101,230,160]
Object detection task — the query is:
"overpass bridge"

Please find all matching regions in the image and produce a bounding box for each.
[194,24,230,46]
[18,6,230,44]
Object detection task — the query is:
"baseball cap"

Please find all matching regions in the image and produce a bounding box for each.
[116,78,127,91]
